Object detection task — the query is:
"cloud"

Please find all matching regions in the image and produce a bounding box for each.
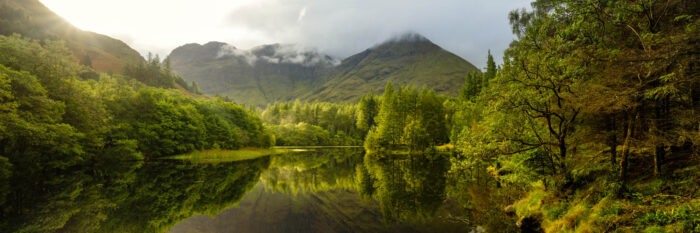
[297,7,307,22]
[262,44,339,66]
[217,44,258,65]
[220,0,532,68]
[41,0,532,68]
[216,43,339,67]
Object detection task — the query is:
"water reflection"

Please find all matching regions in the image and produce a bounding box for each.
[0,156,270,233]
[171,149,475,233]
[0,148,516,233]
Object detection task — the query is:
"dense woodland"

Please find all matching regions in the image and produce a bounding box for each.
[260,101,362,146]
[450,0,699,231]
[0,34,275,231]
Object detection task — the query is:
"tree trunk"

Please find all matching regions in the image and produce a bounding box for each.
[619,112,636,184]
[653,145,664,177]
[610,144,617,167]
[559,137,567,175]
[607,116,618,167]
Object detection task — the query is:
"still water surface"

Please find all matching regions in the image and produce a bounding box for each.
[168,148,475,233]
[7,148,512,232]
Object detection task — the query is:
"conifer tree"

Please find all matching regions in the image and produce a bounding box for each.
[483,50,497,88]
[356,92,379,136]
[374,82,402,146]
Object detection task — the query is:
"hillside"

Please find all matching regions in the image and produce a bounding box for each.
[168,33,478,105]
[0,0,144,73]
[302,33,478,102]
[168,42,336,106]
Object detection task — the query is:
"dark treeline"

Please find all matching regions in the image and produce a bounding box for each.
[123,53,202,95]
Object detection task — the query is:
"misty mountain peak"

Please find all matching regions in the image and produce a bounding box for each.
[359,32,442,61]
[170,41,338,69]
[204,41,231,49]
[389,32,431,43]
[250,43,339,67]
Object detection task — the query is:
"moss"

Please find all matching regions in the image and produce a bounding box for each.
[643,226,667,233]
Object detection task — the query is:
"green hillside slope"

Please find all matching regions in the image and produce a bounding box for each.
[168,42,335,106]
[168,33,477,105]
[302,33,478,102]
[0,0,144,73]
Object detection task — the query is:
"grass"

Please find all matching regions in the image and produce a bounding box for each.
[513,151,700,233]
[164,148,294,163]
[274,146,362,149]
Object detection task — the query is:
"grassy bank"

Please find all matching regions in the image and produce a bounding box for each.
[165,148,289,163]
[511,153,700,232]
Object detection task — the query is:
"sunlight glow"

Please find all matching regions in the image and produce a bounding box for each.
[39,0,259,56]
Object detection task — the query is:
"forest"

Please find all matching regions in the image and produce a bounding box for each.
[0,34,276,231]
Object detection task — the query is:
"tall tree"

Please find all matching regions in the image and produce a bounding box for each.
[374,82,402,146]
[484,50,497,83]
[190,81,202,95]
[356,92,379,137]
[493,0,699,184]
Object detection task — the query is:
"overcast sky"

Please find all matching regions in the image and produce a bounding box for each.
[39,0,531,68]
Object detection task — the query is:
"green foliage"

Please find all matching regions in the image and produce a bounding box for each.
[484,50,497,82]
[0,32,275,232]
[189,80,202,95]
[108,88,272,157]
[638,204,700,231]
[261,100,362,146]
[356,92,379,137]
[459,71,483,101]
[0,0,698,232]
[267,123,360,146]
[365,83,449,151]
[459,52,496,102]
[123,53,199,93]
[447,0,700,231]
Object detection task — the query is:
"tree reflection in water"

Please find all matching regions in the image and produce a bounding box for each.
[1,148,516,233]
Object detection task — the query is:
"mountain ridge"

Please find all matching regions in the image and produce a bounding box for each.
[168,41,336,106]
[301,33,477,102]
[168,33,478,105]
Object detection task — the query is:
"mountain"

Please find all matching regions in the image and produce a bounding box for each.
[168,42,337,106]
[0,0,144,73]
[301,33,478,102]
[168,33,478,105]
